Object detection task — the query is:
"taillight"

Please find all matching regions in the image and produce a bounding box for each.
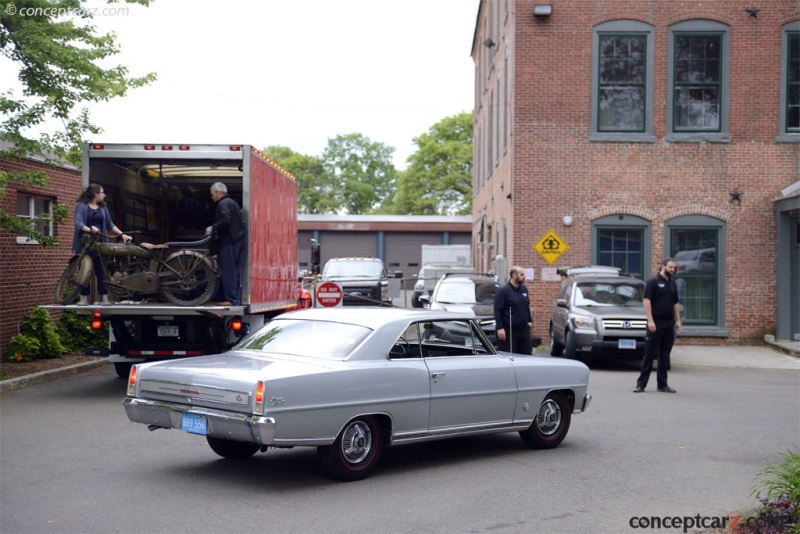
[91,311,103,330]
[127,365,138,395]
[230,317,249,336]
[254,381,265,413]
[91,144,104,150]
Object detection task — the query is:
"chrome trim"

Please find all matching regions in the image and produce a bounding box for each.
[139,379,252,407]
[581,393,592,412]
[603,319,647,329]
[391,420,529,444]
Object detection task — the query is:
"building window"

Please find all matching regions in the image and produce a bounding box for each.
[778,22,800,141]
[667,20,730,142]
[16,193,53,244]
[666,215,727,335]
[591,20,655,142]
[591,215,650,279]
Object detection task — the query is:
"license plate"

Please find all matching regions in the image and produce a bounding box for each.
[181,412,207,435]
[618,339,637,350]
[157,325,179,337]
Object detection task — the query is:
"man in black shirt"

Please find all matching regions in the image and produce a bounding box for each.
[634,258,682,393]
[493,266,533,355]
[207,182,246,306]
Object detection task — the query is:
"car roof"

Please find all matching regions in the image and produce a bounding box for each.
[441,272,496,281]
[573,276,644,284]
[280,307,477,329]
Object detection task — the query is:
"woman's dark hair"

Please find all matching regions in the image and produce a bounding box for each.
[77,183,105,205]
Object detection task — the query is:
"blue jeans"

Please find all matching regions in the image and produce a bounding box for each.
[218,240,244,305]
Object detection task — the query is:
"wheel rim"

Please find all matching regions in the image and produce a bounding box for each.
[340,420,373,464]
[536,398,562,436]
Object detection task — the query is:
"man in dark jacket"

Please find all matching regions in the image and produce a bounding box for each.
[207,182,246,306]
[493,266,533,355]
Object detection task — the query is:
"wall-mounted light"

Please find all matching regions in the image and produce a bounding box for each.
[533,4,552,17]
[483,38,496,48]
[562,216,573,227]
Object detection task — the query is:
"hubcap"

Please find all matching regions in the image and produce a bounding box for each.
[537,399,562,436]
[341,421,372,464]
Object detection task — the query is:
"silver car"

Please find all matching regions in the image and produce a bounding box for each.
[124,307,591,481]
[550,266,648,362]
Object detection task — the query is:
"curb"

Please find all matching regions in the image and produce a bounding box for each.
[0,359,111,394]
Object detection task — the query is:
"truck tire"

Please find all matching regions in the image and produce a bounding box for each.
[114,362,133,378]
[161,254,219,306]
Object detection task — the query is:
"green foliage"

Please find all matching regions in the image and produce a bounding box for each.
[263,146,335,214]
[321,133,397,215]
[5,334,40,362]
[56,310,108,352]
[4,306,66,360]
[0,0,156,244]
[392,112,473,215]
[752,449,800,503]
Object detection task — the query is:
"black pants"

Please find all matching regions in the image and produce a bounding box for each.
[636,319,675,389]
[497,327,532,355]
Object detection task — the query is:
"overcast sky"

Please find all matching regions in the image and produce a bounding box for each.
[2,0,479,169]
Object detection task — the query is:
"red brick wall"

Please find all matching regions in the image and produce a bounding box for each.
[0,157,81,355]
[473,0,800,343]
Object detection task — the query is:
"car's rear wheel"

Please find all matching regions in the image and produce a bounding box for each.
[549,325,564,356]
[564,329,578,359]
[519,392,572,449]
[317,416,383,481]
[206,436,260,460]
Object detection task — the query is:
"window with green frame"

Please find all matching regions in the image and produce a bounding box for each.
[787,31,799,133]
[673,33,722,132]
[597,228,644,278]
[598,33,647,132]
[671,228,718,325]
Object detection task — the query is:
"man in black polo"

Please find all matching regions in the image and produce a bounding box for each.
[493,266,533,355]
[634,258,682,393]
[207,182,246,306]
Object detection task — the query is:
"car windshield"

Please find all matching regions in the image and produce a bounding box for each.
[235,319,372,360]
[323,261,385,279]
[574,282,644,307]
[435,278,497,305]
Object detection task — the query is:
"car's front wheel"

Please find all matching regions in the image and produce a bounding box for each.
[519,392,572,449]
[317,416,383,481]
[564,329,578,359]
[549,325,564,356]
[206,436,260,460]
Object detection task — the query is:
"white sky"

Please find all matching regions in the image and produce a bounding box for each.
[2,0,479,170]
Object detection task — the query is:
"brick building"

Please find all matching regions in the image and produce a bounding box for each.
[0,146,81,355]
[471,1,799,343]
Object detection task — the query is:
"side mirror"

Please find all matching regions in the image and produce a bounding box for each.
[556,298,569,308]
[418,294,430,304]
[393,270,403,279]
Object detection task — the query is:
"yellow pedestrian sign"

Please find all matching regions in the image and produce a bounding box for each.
[533,229,569,265]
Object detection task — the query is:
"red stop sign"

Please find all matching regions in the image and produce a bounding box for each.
[316,282,343,307]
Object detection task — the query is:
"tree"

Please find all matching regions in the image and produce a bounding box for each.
[321,133,397,215]
[0,0,156,245]
[263,145,336,214]
[393,112,473,215]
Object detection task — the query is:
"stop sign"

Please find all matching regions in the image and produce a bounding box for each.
[316,281,343,307]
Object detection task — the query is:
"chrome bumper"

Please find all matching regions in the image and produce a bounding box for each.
[123,397,276,444]
[581,393,592,412]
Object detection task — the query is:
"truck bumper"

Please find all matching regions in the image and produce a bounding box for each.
[123,397,276,445]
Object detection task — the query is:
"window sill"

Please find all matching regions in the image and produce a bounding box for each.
[590,133,656,143]
[16,237,41,245]
[775,134,800,143]
[678,326,729,338]
[665,133,730,143]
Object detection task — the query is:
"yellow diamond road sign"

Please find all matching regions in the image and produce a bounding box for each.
[533,229,569,265]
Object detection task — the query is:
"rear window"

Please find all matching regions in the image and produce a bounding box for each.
[236,319,372,360]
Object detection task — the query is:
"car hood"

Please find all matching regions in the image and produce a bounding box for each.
[572,305,645,318]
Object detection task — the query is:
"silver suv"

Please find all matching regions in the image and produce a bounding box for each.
[549,266,647,361]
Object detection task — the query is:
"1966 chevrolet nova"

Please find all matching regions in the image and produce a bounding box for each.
[123,307,592,481]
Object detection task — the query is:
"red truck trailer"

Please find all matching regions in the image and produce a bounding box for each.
[46,143,306,377]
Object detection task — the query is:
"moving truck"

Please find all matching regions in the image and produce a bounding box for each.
[46,143,305,377]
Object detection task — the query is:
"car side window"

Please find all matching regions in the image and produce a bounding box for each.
[421,320,490,357]
[389,322,423,359]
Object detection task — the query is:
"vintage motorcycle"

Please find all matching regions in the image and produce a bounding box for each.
[54,231,220,306]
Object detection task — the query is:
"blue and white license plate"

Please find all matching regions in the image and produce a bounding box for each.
[618,339,637,350]
[157,325,179,337]
[181,412,207,435]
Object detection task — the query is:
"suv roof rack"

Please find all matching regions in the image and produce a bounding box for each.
[556,265,622,277]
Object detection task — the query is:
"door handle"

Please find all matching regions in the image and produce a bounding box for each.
[430,372,446,382]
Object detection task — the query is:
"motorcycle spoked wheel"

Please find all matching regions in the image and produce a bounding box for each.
[54,256,84,304]
[160,254,219,306]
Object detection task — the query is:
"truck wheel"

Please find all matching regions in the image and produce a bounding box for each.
[55,257,83,304]
[317,416,383,481]
[564,329,578,359]
[206,436,260,460]
[549,325,565,356]
[519,392,571,449]
[114,362,133,378]
[161,255,219,306]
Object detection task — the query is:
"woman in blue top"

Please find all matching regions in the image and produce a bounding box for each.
[73,183,131,305]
